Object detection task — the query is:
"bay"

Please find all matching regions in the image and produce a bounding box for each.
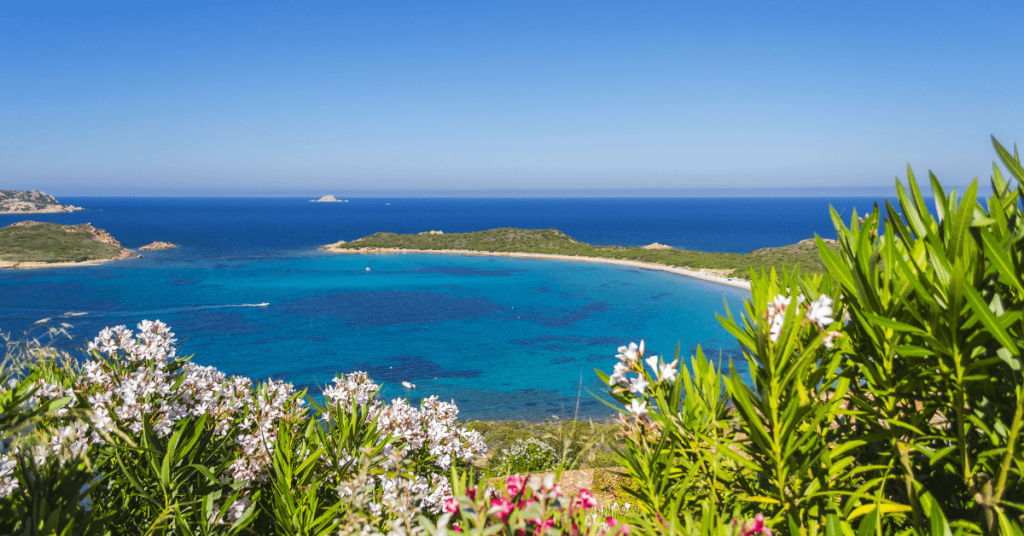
[0,196,885,419]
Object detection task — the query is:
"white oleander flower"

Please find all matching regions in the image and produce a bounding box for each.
[807,295,835,329]
[616,341,643,362]
[644,354,659,373]
[628,375,649,394]
[627,399,647,417]
[608,362,628,386]
[658,360,678,383]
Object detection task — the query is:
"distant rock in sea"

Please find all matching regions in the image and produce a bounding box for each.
[311,195,345,203]
[139,241,179,251]
[0,190,82,214]
[641,242,674,250]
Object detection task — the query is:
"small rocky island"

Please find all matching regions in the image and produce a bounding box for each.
[0,221,139,268]
[0,190,82,213]
[139,241,179,251]
[311,195,348,203]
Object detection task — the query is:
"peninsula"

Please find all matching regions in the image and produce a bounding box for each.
[0,190,82,213]
[0,221,140,269]
[320,228,834,289]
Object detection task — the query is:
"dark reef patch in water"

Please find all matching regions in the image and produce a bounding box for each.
[519,301,611,328]
[390,266,523,277]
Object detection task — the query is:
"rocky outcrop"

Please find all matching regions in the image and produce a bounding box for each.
[418,230,444,235]
[139,241,179,251]
[641,242,674,250]
[0,190,81,213]
[311,195,346,202]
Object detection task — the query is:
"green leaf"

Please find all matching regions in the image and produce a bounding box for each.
[963,283,1019,354]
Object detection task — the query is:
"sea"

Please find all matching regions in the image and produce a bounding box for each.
[0,197,887,420]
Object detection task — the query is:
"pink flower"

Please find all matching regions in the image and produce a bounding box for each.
[491,498,514,523]
[578,489,597,509]
[738,513,773,536]
[506,474,526,498]
[606,517,631,535]
[531,516,555,531]
[453,522,462,533]
[467,486,478,501]
[444,497,459,513]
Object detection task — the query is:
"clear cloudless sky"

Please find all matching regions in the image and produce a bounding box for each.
[2,0,1023,196]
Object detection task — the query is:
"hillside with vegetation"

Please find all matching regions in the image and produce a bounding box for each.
[323,227,833,279]
[0,189,81,213]
[0,221,136,264]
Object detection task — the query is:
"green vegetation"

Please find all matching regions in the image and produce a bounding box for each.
[0,221,127,263]
[329,227,833,279]
[469,419,622,472]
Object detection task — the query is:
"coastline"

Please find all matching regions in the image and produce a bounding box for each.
[0,207,83,215]
[0,258,119,270]
[320,246,752,290]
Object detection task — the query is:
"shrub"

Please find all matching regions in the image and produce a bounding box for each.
[493,437,559,476]
[599,137,1024,536]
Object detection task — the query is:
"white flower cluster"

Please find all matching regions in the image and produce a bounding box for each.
[228,379,301,484]
[495,437,557,475]
[81,320,303,485]
[323,372,487,513]
[32,380,91,464]
[322,372,379,414]
[765,294,838,347]
[607,340,677,417]
[0,453,16,498]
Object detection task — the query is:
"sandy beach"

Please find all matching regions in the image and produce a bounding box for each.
[0,259,118,270]
[320,246,752,290]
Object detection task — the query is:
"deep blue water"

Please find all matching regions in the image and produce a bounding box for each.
[0,197,887,419]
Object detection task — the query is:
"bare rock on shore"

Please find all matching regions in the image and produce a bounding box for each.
[418,230,444,235]
[642,242,673,250]
[320,240,346,250]
[312,195,345,202]
[139,241,179,251]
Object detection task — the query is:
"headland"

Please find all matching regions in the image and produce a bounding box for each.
[0,221,140,269]
[0,190,82,213]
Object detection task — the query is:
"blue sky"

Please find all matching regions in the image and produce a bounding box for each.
[2,1,1022,196]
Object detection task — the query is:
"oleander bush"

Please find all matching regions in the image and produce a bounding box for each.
[595,137,1024,536]
[2,137,1023,536]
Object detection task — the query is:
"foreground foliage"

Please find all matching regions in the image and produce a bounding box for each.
[598,137,1024,535]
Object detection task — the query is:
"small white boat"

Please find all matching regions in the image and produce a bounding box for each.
[366,267,371,271]
[256,302,269,307]
[402,381,416,389]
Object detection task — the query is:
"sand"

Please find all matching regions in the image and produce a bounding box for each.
[319,246,751,290]
[0,259,118,270]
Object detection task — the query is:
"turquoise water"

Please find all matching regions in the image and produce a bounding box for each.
[1,251,747,420]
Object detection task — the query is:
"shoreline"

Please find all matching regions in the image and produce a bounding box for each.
[319,246,752,290]
[0,258,119,270]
